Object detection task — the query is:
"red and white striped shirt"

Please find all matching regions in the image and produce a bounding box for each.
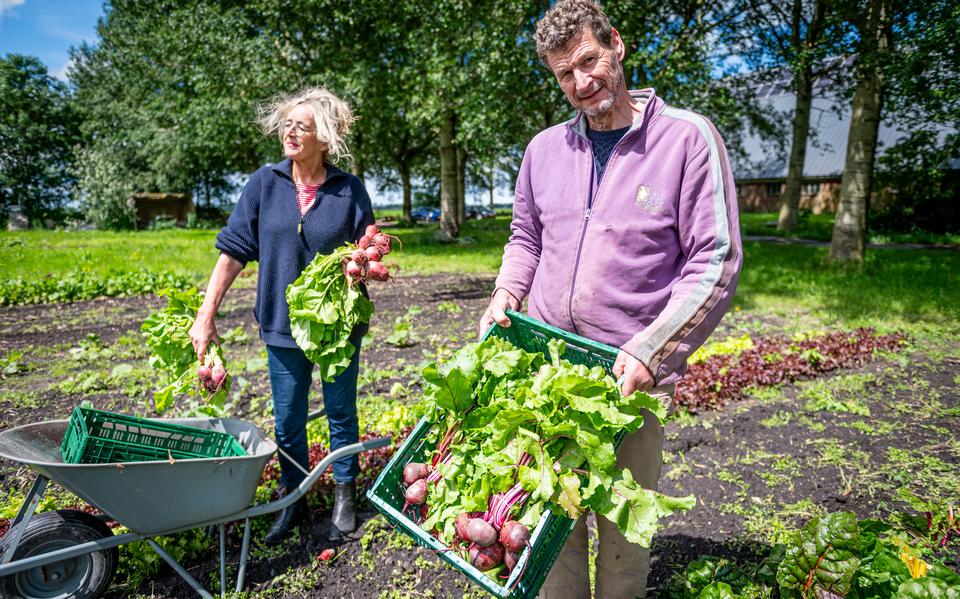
[295,182,320,215]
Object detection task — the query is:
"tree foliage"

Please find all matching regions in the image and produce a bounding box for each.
[65,0,784,233]
[0,54,79,226]
[70,0,276,227]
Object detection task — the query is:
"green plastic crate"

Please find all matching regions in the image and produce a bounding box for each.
[367,309,618,598]
[60,406,246,465]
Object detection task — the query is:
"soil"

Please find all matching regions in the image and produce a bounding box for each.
[1,274,957,598]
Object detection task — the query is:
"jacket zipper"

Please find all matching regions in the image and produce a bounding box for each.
[566,151,597,334]
[565,128,635,333]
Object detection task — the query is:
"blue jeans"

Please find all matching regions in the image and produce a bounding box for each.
[266,329,363,488]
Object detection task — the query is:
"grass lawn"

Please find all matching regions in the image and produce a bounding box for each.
[2,218,958,335]
[0,217,511,283]
[0,229,223,282]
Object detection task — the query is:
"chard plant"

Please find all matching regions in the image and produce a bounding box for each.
[400,336,695,575]
[677,510,960,599]
[286,225,400,381]
[141,288,230,412]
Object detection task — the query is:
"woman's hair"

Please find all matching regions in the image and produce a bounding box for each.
[534,0,613,66]
[257,87,355,163]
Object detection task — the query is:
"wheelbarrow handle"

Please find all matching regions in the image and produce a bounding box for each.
[360,435,391,451]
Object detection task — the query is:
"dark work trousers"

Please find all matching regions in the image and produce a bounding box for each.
[265,328,363,489]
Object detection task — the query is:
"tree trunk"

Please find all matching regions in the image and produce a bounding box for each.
[779,67,813,231]
[456,145,467,226]
[488,164,495,208]
[829,1,888,263]
[439,111,460,239]
[400,162,412,222]
[778,0,830,231]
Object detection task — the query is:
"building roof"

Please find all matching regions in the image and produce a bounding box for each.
[731,57,957,181]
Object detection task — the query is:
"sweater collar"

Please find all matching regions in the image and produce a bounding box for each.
[568,88,659,142]
[270,158,348,186]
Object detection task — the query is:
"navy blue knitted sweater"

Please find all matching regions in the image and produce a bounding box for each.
[216,159,375,347]
[587,125,630,182]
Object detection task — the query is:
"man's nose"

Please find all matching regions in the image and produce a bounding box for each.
[574,70,592,93]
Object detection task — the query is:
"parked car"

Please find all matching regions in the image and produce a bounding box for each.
[466,205,496,219]
[410,207,441,222]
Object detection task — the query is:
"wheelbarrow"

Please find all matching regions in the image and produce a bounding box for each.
[0,408,390,599]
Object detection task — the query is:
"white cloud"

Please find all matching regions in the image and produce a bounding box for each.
[0,0,26,18]
[49,57,74,82]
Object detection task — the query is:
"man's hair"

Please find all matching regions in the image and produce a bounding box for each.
[534,0,614,66]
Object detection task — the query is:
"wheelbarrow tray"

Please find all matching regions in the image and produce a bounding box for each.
[0,417,276,535]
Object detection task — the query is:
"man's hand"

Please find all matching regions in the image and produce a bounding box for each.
[478,288,521,337]
[613,350,655,395]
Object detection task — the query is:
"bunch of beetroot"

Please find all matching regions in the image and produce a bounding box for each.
[196,347,228,394]
[401,460,531,574]
[344,224,398,283]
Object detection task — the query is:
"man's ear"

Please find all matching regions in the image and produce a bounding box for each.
[610,27,626,62]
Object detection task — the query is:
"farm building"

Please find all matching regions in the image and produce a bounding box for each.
[731,57,958,214]
[129,192,193,229]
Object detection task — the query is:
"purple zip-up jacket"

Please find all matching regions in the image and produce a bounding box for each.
[495,89,742,386]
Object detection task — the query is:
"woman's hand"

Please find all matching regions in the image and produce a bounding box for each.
[189,312,220,361]
[189,253,245,360]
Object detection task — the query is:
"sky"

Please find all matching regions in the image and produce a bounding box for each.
[0,0,103,81]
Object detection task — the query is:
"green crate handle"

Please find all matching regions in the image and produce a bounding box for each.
[367,310,622,598]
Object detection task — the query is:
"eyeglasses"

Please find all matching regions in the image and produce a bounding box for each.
[283,120,314,136]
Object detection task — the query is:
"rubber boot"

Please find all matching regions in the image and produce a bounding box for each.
[264,494,310,545]
[329,481,356,541]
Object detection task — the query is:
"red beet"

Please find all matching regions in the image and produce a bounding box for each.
[403,462,430,485]
[365,224,380,237]
[504,549,520,572]
[345,260,362,278]
[367,261,389,281]
[455,512,472,540]
[318,548,335,561]
[499,520,530,553]
[405,479,428,505]
[365,246,382,262]
[351,249,368,265]
[197,364,212,380]
[466,518,497,546]
[357,236,371,249]
[373,233,391,255]
[469,542,504,571]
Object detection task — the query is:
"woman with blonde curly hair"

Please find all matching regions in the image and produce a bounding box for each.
[190,87,374,544]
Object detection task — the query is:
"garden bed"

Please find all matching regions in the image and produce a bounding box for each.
[0,273,957,597]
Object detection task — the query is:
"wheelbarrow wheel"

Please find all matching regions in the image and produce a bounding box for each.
[0,509,118,599]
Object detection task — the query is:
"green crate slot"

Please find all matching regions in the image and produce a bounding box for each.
[60,406,246,465]
[367,309,619,598]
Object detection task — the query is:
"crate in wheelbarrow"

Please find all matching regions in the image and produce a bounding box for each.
[0,413,276,535]
[367,310,619,599]
[60,405,246,464]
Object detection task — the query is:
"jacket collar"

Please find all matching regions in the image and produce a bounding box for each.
[568,88,659,141]
[270,158,349,185]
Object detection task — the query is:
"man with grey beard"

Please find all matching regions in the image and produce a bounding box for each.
[480,1,742,597]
